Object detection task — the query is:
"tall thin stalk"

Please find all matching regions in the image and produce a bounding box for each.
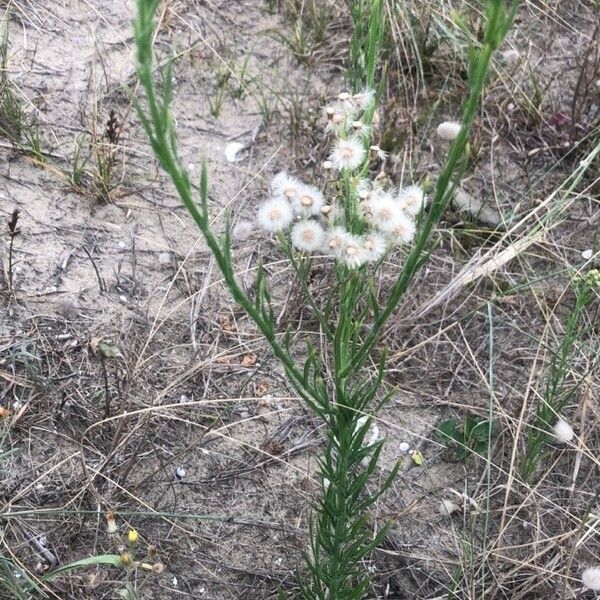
[132,1,517,596]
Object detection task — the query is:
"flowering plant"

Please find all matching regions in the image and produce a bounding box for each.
[133,0,516,596]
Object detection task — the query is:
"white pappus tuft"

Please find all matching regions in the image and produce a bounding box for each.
[291,184,325,218]
[552,418,574,443]
[349,88,375,111]
[257,198,293,233]
[341,235,368,269]
[367,193,403,233]
[329,137,366,171]
[397,185,426,217]
[390,213,417,245]
[362,233,387,263]
[291,220,326,253]
[436,121,462,141]
[582,567,600,591]
[324,226,351,257]
[271,172,302,200]
[232,219,254,241]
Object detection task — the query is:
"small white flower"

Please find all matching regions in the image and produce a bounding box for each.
[257,198,293,233]
[291,184,325,217]
[232,219,253,241]
[342,236,368,268]
[291,220,326,253]
[552,418,574,443]
[582,566,600,591]
[391,213,416,245]
[330,137,366,171]
[322,160,333,170]
[436,121,462,141]
[439,499,460,515]
[362,233,387,263]
[368,193,403,233]
[271,172,302,200]
[397,185,426,217]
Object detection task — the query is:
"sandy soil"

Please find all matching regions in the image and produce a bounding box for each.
[0,0,598,599]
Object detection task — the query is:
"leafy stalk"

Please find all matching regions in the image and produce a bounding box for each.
[133,1,517,597]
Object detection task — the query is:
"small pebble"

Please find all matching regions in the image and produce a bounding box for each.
[158,252,171,265]
[175,467,186,480]
[439,499,460,515]
[399,442,411,453]
[582,249,593,260]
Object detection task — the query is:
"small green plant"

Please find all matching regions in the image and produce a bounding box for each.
[0,14,45,162]
[0,16,24,143]
[68,134,92,190]
[269,0,333,63]
[521,268,600,481]
[133,0,516,596]
[437,415,495,460]
[206,63,231,117]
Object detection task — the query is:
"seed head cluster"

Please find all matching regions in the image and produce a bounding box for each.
[251,89,426,269]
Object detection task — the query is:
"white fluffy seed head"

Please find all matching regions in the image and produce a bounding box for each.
[500,49,521,65]
[330,137,366,171]
[552,418,574,443]
[271,172,301,200]
[352,88,375,110]
[324,227,350,257]
[292,184,325,218]
[362,233,387,263]
[391,213,417,245]
[368,193,403,233]
[232,219,254,241]
[398,185,426,217]
[291,220,325,253]
[339,235,368,268]
[582,567,600,591]
[257,198,293,233]
[436,121,462,141]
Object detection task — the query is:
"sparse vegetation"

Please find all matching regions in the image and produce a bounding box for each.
[0,0,599,599]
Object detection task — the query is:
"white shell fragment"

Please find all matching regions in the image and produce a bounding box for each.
[225,142,245,163]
